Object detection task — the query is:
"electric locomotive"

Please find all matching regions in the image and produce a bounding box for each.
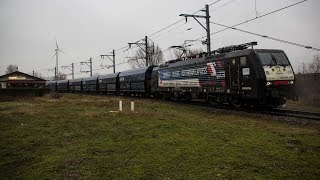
[153,42,296,108]
[51,42,296,108]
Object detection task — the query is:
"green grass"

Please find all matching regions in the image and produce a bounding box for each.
[0,94,319,179]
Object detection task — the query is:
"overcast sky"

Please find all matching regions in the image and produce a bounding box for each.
[0,0,319,79]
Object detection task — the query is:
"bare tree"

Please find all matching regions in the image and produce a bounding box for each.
[5,64,18,74]
[295,54,320,106]
[308,54,320,73]
[33,72,43,79]
[187,48,204,57]
[298,62,308,74]
[56,72,67,80]
[298,55,320,74]
[170,48,204,60]
[129,44,164,69]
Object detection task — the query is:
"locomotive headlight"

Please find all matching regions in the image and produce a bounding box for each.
[266,82,272,86]
[289,81,294,84]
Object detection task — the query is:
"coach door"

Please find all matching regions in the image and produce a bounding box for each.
[228,58,241,92]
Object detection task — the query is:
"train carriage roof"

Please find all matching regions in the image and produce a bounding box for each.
[45,80,56,85]
[57,79,69,84]
[82,76,99,82]
[69,78,83,83]
[98,72,119,79]
[119,66,153,77]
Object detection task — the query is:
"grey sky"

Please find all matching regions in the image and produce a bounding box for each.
[0,0,319,79]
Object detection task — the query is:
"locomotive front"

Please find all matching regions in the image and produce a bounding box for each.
[254,49,296,106]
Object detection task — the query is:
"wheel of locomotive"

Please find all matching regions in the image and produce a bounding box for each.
[163,92,171,100]
[160,93,165,99]
[185,92,192,101]
[215,94,225,106]
[154,92,162,99]
[176,92,182,100]
[208,97,217,106]
[229,95,242,109]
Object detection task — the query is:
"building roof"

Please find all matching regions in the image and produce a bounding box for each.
[0,71,46,82]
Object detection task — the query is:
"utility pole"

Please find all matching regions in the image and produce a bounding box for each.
[72,63,74,79]
[62,63,75,79]
[90,58,92,77]
[32,70,35,76]
[128,36,151,67]
[180,4,211,55]
[80,58,93,77]
[100,49,116,73]
[145,36,148,66]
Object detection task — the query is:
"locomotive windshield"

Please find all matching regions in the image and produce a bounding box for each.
[257,52,290,66]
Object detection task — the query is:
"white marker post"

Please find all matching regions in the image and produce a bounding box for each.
[131,102,134,112]
[119,101,123,111]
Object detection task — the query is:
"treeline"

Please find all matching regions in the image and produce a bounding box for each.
[295,55,320,106]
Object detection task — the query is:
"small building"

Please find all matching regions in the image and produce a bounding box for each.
[0,71,46,89]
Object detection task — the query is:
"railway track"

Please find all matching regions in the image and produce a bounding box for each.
[266,109,320,121]
[60,92,320,121]
[217,106,320,121]
[166,98,320,121]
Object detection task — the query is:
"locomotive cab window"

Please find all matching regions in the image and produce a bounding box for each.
[240,57,247,66]
[257,52,290,66]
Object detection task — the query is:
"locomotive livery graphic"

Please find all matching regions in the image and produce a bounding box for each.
[47,42,297,108]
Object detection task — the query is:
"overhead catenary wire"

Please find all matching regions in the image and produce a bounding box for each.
[40,0,229,75]
[148,0,224,38]
[44,0,311,79]
[210,0,238,12]
[149,0,239,49]
[210,21,320,51]
[185,0,308,45]
[214,0,308,35]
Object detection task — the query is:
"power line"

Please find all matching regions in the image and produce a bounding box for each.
[150,0,239,46]
[151,21,187,40]
[210,21,320,51]
[208,0,224,7]
[45,0,310,78]
[41,0,226,73]
[210,0,238,13]
[148,19,185,38]
[153,27,192,42]
[148,0,223,37]
[115,46,128,52]
[180,4,212,55]
[186,0,308,44]
[215,0,307,35]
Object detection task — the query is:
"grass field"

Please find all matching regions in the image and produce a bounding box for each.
[0,94,319,179]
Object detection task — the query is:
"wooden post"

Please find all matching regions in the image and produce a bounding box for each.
[131,102,134,111]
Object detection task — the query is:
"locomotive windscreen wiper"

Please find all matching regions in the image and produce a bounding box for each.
[270,54,278,67]
[271,54,287,67]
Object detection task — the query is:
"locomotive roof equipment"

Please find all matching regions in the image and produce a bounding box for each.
[213,41,257,54]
